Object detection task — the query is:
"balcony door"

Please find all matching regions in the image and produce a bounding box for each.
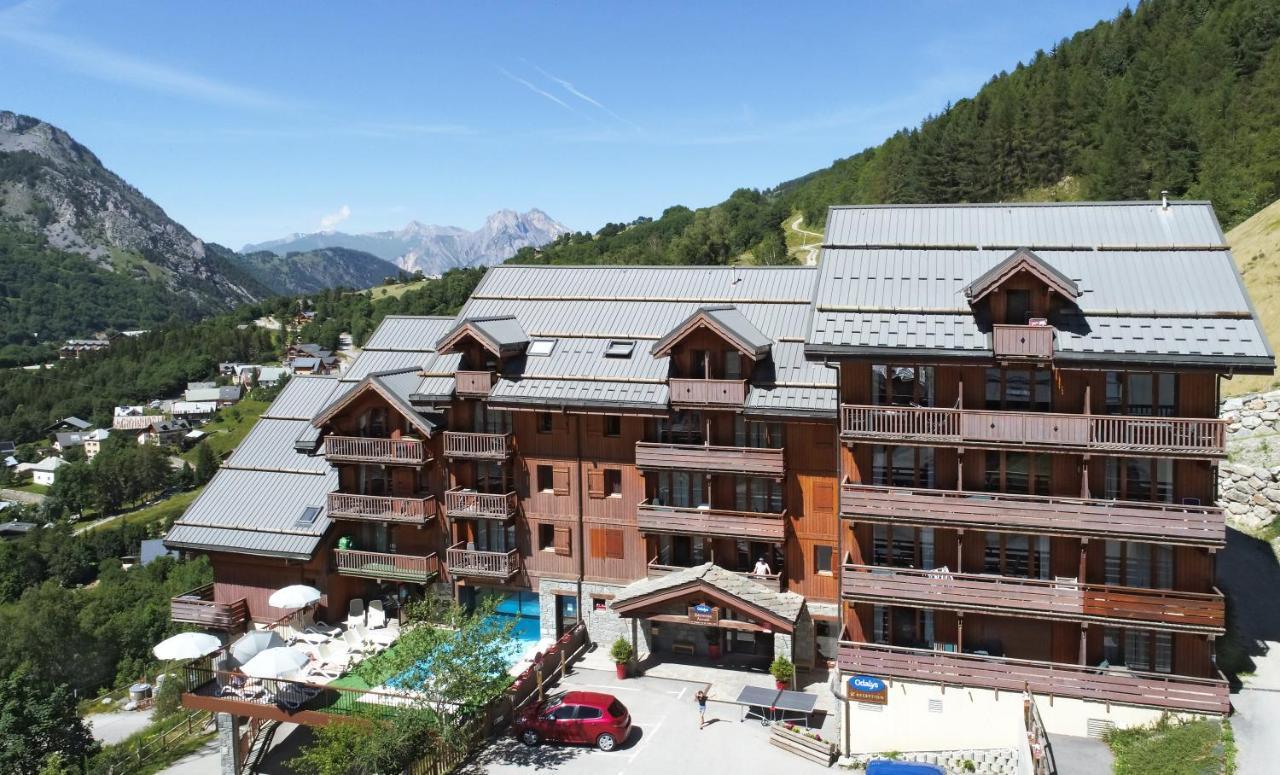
[465,518,516,553]
[734,418,782,449]
[358,465,389,497]
[872,365,934,407]
[656,411,703,445]
[475,461,508,494]
[734,475,783,513]
[655,534,705,567]
[872,525,935,570]
[472,405,511,434]
[653,471,706,508]
[872,604,934,649]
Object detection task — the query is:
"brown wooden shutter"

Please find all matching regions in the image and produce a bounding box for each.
[552,466,570,495]
[605,528,624,560]
[814,481,835,513]
[553,526,571,556]
[586,414,602,435]
[587,469,605,499]
[589,528,606,559]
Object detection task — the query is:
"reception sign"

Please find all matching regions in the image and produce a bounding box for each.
[688,603,720,624]
[846,674,889,705]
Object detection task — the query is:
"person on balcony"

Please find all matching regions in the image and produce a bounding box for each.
[753,557,772,576]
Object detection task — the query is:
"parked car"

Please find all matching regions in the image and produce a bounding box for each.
[515,691,632,751]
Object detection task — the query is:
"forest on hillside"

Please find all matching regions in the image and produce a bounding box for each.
[511,0,1280,268]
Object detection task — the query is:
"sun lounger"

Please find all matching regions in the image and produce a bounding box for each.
[274,682,321,711]
[354,625,388,653]
[345,599,365,628]
[277,622,329,645]
[367,599,387,629]
[301,610,342,637]
[366,619,400,648]
[342,628,369,656]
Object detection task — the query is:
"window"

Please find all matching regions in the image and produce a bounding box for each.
[872,365,934,407]
[604,469,622,497]
[537,413,553,433]
[734,417,782,449]
[984,452,1051,495]
[656,411,703,444]
[575,706,603,720]
[603,415,621,437]
[536,465,553,492]
[1005,289,1031,324]
[724,351,742,379]
[550,705,577,720]
[690,349,707,379]
[528,339,556,357]
[604,340,635,358]
[735,475,783,513]
[982,533,1050,579]
[985,368,1052,411]
[1104,541,1173,589]
[593,597,608,611]
[1105,372,1176,417]
[592,528,625,560]
[1104,457,1173,503]
[538,523,555,551]
[873,525,934,569]
[872,445,935,488]
[815,545,834,575]
[654,470,705,508]
[296,505,322,527]
[1103,628,1172,673]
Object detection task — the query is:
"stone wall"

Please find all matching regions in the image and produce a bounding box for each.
[537,578,646,658]
[1221,391,1280,532]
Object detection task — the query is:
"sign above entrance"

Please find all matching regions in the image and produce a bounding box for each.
[846,674,888,705]
[688,603,720,624]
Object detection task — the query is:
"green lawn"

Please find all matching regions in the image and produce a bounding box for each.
[1107,717,1236,775]
[367,279,428,300]
[8,481,50,495]
[83,486,204,533]
[182,399,270,463]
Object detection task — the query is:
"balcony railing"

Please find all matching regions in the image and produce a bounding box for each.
[636,500,785,541]
[333,549,439,584]
[668,378,748,407]
[840,483,1225,548]
[444,488,517,520]
[992,324,1054,360]
[455,370,496,397]
[326,492,435,525]
[839,404,1226,458]
[446,542,520,579]
[842,564,1224,634]
[647,559,782,592]
[635,441,785,476]
[170,583,248,631]
[443,432,512,460]
[325,436,430,465]
[837,641,1229,715]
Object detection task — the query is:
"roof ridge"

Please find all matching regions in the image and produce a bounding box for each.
[825,200,1214,210]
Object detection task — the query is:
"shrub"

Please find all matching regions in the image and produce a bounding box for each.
[609,637,634,664]
[770,654,794,684]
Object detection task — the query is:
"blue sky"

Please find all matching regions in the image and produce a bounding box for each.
[0,0,1127,248]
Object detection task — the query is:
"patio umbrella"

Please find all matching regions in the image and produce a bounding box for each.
[230,630,285,664]
[268,584,322,610]
[240,646,309,680]
[152,632,222,661]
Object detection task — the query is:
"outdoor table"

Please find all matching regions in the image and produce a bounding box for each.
[733,685,818,728]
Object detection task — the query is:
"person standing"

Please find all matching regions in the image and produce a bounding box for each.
[695,689,708,729]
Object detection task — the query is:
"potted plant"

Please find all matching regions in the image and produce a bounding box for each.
[706,628,721,660]
[610,637,634,679]
[770,654,794,689]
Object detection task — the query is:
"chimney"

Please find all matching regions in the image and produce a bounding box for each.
[1161,190,1169,210]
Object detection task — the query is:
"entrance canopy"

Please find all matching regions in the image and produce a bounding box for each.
[611,563,805,634]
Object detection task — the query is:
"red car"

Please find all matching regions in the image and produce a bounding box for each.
[515,691,632,751]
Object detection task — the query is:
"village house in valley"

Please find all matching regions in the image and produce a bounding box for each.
[164,201,1272,755]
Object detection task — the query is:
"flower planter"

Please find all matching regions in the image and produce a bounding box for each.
[708,643,721,660]
[615,662,627,679]
[775,680,788,690]
[768,724,837,767]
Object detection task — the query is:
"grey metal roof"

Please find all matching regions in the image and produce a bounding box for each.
[462,299,812,341]
[411,376,458,402]
[612,562,805,623]
[437,316,529,355]
[490,378,669,410]
[507,338,669,381]
[361,316,456,351]
[814,248,1254,316]
[652,305,772,358]
[165,524,327,560]
[340,350,427,382]
[470,264,817,303]
[223,419,330,474]
[745,385,837,416]
[823,201,1226,249]
[262,376,343,420]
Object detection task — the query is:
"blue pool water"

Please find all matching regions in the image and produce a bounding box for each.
[386,590,542,690]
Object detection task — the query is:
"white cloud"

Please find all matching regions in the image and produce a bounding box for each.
[319,205,351,231]
[496,67,579,115]
[0,0,289,110]
[532,64,638,129]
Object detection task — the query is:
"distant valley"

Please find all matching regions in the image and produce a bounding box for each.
[242,208,569,276]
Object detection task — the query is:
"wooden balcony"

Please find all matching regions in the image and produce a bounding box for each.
[171,584,248,632]
[455,370,496,397]
[837,641,1229,715]
[840,483,1225,548]
[443,431,512,460]
[326,492,435,525]
[444,488,517,520]
[668,378,748,407]
[992,324,1054,360]
[324,436,430,465]
[333,549,439,584]
[842,564,1224,634]
[647,559,782,592]
[446,542,520,579]
[636,500,785,541]
[839,404,1226,459]
[635,441,785,476]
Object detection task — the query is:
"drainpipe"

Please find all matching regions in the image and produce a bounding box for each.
[821,357,849,757]
[572,407,585,626]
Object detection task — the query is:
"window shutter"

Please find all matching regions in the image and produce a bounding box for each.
[814,481,835,513]
[605,528,624,560]
[553,526,571,556]
[552,466,570,495]
[585,414,602,435]
[587,469,605,499]
[589,528,606,559]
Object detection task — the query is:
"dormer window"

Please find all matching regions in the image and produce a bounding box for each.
[604,340,635,358]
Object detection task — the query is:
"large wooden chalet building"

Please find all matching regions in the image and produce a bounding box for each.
[166,201,1271,730]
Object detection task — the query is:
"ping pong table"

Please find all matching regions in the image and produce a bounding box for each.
[733,685,818,727]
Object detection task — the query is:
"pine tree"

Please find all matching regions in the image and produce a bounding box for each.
[194,442,219,485]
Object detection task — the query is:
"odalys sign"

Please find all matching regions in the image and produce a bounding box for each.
[846,674,888,705]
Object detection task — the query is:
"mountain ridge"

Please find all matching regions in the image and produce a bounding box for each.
[228,246,406,296]
[243,208,569,275]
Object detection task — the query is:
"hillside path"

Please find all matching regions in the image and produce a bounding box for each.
[786,213,822,265]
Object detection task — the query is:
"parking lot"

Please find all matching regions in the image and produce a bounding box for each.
[459,667,835,774]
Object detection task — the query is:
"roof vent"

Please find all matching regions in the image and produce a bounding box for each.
[1161,190,1169,210]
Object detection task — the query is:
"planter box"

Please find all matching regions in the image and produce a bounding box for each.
[768,725,837,767]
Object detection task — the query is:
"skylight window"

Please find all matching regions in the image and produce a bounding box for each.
[604,340,635,358]
[296,506,322,527]
[528,339,556,357]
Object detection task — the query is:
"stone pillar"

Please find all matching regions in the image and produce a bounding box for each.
[216,712,242,775]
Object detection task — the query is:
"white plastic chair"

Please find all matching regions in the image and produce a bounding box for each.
[345,599,365,628]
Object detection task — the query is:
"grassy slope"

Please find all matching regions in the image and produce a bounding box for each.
[1226,198,1280,396]
[182,398,270,463]
[1107,717,1235,775]
[367,279,429,300]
